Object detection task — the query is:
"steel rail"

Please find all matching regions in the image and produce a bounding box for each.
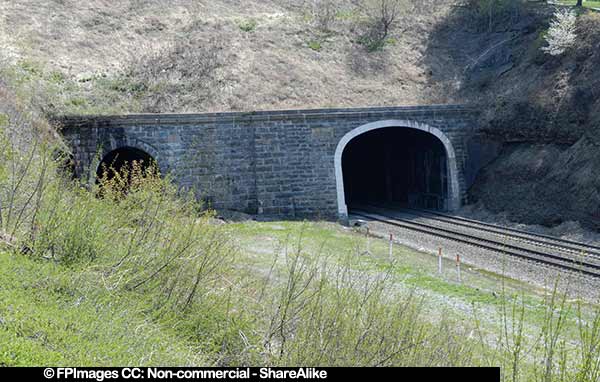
[402,207,600,256]
[351,209,600,278]
[390,206,600,258]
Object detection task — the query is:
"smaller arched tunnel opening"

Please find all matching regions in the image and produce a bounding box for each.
[342,127,449,211]
[96,147,157,183]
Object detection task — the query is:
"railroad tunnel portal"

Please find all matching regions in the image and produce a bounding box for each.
[61,106,477,220]
[335,120,461,218]
[96,146,157,182]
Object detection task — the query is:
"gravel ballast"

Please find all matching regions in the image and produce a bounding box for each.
[351,213,600,302]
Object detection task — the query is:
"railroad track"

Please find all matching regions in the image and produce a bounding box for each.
[350,206,600,278]
[371,204,600,259]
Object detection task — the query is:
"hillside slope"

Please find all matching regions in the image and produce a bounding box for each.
[0,0,598,229]
[0,0,455,114]
[433,6,600,230]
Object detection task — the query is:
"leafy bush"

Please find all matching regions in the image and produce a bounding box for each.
[31,187,114,265]
[238,19,257,32]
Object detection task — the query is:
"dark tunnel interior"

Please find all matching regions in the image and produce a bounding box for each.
[96,147,156,182]
[342,127,448,210]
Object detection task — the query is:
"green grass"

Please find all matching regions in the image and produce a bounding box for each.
[0,114,599,377]
[0,60,141,115]
[0,252,203,365]
[307,40,322,51]
[2,214,599,372]
[228,220,600,345]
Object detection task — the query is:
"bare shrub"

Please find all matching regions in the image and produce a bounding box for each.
[541,8,577,56]
[465,0,524,32]
[0,81,66,251]
[126,38,226,112]
[357,0,408,52]
[311,0,338,33]
[254,237,477,366]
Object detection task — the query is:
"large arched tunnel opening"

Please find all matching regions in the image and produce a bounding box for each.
[341,127,449,212]
[96,146,157,184]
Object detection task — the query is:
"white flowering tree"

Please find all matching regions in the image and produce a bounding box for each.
[541,8,577,56]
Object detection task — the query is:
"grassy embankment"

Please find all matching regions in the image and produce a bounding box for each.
[0,1,599,378]
[0,118,599,378]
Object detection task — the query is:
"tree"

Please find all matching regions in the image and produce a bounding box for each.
[541,8,577,56]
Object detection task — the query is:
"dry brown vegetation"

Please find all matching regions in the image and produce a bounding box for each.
[0,0,598,229]
[2,1,600,372]
[447,9,600,230]
[0,1,597,124]
[0,0,456,114]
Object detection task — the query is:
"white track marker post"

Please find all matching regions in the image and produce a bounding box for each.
[366,226,371,255]
[438,248,443,275]
[389,233,393,262]
[456,254,461,283]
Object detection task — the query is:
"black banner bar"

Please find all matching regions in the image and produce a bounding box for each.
[0,367,500,381]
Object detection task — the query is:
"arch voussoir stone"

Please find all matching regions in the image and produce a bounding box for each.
[334,120,461,219]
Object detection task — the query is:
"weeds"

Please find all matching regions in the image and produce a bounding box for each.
[238,19,258,33]
[575,302,600,381]
[1,83,600,376]
[307,40,323,51]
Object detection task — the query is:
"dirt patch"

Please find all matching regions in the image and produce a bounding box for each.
[468,138,600,232]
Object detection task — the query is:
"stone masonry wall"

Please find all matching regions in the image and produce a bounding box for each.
[59,106,480,219]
